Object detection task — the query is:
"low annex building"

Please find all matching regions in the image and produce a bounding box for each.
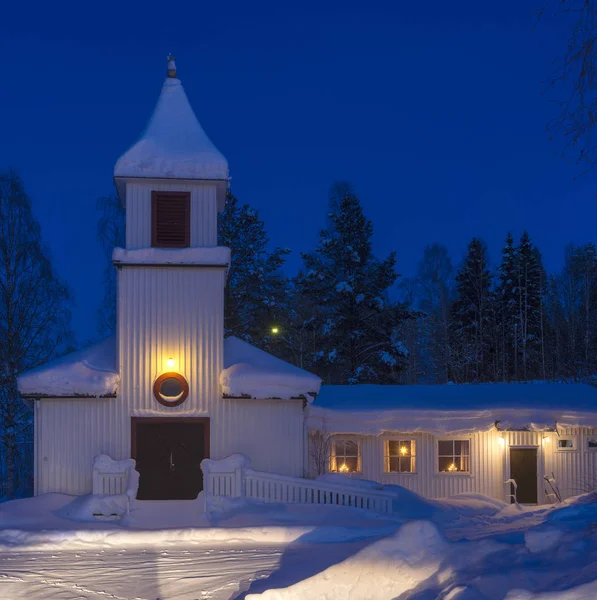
[17,58,597,506]
[308,383,597,504]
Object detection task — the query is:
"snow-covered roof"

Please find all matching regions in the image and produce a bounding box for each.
[308,383,597,434]
[17,337,119,398]
[114,60,228,183]
[112,247,230,267]
[17,335,321,401]
[221,337,321,401]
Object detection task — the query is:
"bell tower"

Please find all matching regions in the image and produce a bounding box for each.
[113,56,229,430]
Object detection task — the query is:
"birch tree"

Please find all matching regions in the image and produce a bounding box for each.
[0,170,73,498]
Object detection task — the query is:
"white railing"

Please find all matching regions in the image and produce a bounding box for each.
[201,456,395,515]
[92,470,128,495]
[245,470,394,514]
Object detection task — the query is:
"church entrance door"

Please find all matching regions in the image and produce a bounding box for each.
[131,417,210,500]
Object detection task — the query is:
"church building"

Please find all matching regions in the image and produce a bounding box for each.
[17,57,321,500]
[17,58,597,506]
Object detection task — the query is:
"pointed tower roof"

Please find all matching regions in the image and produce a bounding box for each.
[114,56,229,188]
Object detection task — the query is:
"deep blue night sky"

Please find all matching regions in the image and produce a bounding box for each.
[1,1,593,344]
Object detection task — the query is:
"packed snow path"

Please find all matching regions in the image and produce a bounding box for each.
[0,540,372,600]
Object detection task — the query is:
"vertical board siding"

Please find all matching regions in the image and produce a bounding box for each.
[314,427,597,503]
[117,267,225,415]
[36,399,128,495]
[212,398,305,478]
[35,264,306,493]
[125,181,217,249]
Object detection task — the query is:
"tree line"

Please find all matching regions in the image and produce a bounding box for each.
[98,180,597,386]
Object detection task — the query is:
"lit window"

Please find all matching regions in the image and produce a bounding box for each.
[330,439,361,473]
[438,439,470,473]
[588,438,597,451]
[384,440,416,473]
[557,438,575,451]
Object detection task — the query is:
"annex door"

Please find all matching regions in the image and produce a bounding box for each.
[509,448,538,504]
[132,418,209,500]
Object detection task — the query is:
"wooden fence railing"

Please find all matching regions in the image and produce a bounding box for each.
[202,458,394,515]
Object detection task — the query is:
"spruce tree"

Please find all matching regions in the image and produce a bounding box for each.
[451,238,493,382]
[515,231,545,380]
[571,243,597,375]
[218,192,290,348]
[298,192,409,384]
[497,233,518,380]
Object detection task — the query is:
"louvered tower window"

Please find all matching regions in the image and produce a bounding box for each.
[151,192,191,248]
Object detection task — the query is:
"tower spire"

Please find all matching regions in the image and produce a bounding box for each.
[167,54,177,78]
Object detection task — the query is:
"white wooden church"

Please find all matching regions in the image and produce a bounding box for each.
[17,58,597,507]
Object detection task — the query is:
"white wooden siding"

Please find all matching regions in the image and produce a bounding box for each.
[117,266,225,415]
[35,264,306,493]
[211,397,305,478]
[125,180,218,249]
[316,427,597,503]
[35,398,128,495]
[35,395,306,495]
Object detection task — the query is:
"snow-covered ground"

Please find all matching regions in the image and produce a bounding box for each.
[0,488,596,599]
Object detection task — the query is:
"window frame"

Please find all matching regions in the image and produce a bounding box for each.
[329,437,362,474]
[587,437,597,451]
[151,191,191,248]
[556,436,577,452]
[436,437,471,474]
[383,438,417,474]
[153,372,189,407]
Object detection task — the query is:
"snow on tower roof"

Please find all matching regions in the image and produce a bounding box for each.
[221,337,322,401]
[114,56,228,183]
[308,383,597,434]
[17,337,119,398]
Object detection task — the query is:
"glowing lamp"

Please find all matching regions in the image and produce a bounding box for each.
[339,463,349,472]
[271,327,279,335]
[166,357,175,369]
[543,435,551,444]
[498,435,505,447]
[447,463,457,472]
[400,446,408,456]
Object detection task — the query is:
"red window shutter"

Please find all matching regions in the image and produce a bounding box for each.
[151,192,190,248]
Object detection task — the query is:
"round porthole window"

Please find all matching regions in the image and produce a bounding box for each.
[153,372,189,407]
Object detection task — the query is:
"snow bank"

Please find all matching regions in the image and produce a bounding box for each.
[114,76,229,182]
[247,520,450,600]
[309,382,597,434]
[316,473,385,490]
[221,337,321,400]
[112,246,230,267]
[17,337,118,397]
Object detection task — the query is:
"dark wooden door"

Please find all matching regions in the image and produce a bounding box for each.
[510,448,538,504]
[133,419,209,500]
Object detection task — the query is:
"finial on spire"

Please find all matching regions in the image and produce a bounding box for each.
[167,54,177,78]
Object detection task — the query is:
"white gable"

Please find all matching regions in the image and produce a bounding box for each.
[114,74,228,182]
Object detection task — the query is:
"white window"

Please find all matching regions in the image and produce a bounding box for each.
[557,438,576,451]
[330,438,361,473]
[588,438,597,451]
[438,439,470,473]
[384,440,416,473]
